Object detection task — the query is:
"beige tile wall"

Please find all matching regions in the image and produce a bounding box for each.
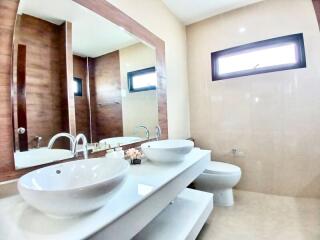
[187,0,320,198]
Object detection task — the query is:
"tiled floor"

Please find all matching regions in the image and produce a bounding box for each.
[197,190,320,240]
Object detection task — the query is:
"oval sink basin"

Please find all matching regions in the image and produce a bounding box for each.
[100,136,143,148]
[141,140,194,163]
[18,158,129,218]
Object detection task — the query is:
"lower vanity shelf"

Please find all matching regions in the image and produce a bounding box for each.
[134,188,213,240]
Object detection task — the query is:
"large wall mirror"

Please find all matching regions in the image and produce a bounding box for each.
[12,0,166,170]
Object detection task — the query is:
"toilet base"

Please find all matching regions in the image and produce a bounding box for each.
[212,189,234,207]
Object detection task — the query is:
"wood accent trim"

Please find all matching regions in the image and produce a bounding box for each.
[73,0,168,139]
[87,57,98,143]
[313,0,320,29]
[0,0,168,181]
[59,22,76,136]
[16,44,28,151]
[73,0,164,48]
[65,22,77,136]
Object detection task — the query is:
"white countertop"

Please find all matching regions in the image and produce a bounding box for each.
[0,148,210,240]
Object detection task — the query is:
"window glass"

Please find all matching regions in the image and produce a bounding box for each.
[73,77,82,96]
[128,67,157,92]
[211,33,306,80]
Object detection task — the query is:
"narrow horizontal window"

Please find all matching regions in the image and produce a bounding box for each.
[211,33,306,81]
[73,77,83,96]
[128,67,157,92]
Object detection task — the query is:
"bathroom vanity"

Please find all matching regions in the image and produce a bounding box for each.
[0,149,212,240]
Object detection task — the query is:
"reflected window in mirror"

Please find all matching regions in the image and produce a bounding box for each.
[128,67,157,92]
[73,77,83,96]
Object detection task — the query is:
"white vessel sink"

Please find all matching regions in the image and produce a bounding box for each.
[14,148,74,169]
[141,140,194,163]
[18,158,129,218]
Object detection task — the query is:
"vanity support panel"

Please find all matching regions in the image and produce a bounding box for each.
[90,153,210,240]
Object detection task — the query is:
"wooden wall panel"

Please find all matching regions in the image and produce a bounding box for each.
[93,51,123,140]
[73,55,90,139]
[313,0,320,29]
[0,0,21,180]
[14,14,65,149]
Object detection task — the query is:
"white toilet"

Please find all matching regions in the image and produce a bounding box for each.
[194,161,241,207]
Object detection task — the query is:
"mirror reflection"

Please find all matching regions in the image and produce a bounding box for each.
[13,0,159,169]
[73,40,158,147]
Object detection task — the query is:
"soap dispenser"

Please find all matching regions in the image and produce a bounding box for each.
[105,145,116,160]
[115,143,125,159]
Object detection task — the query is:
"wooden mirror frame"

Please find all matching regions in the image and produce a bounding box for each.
[0,0,167,181]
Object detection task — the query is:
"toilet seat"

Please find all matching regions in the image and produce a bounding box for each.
[204,161,241,175]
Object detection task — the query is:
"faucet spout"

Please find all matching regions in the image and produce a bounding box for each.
[155,125,161,141]
[136,125,150,139]
[48,133,75,150]
[73,134,88,159]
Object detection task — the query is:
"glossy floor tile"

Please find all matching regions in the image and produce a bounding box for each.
[197,190,320,240]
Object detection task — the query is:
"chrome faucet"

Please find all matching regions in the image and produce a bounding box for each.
[34,136,42,148]
[48,133,75,150]
[73,134,88,159]
[136,125,150,139]
[155,125,161,141]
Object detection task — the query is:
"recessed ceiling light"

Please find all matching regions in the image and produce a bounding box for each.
[239,27,246,33]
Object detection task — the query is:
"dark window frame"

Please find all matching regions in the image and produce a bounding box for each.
[211,33,306,81]
[128,67,157,93]
[73,77,83,96]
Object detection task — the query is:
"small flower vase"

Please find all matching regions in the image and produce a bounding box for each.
[130,158,141,165]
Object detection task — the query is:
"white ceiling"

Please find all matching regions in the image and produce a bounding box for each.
[162,0,264,25]
[18,0,139,58]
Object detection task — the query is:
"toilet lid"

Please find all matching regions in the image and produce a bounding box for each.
[204,161,241,175]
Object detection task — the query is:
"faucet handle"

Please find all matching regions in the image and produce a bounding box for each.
[155,125,161,140]
[35,136,42,148]
[17,127,26,135]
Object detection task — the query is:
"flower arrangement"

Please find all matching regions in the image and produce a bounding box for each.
[125,148,144,165]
